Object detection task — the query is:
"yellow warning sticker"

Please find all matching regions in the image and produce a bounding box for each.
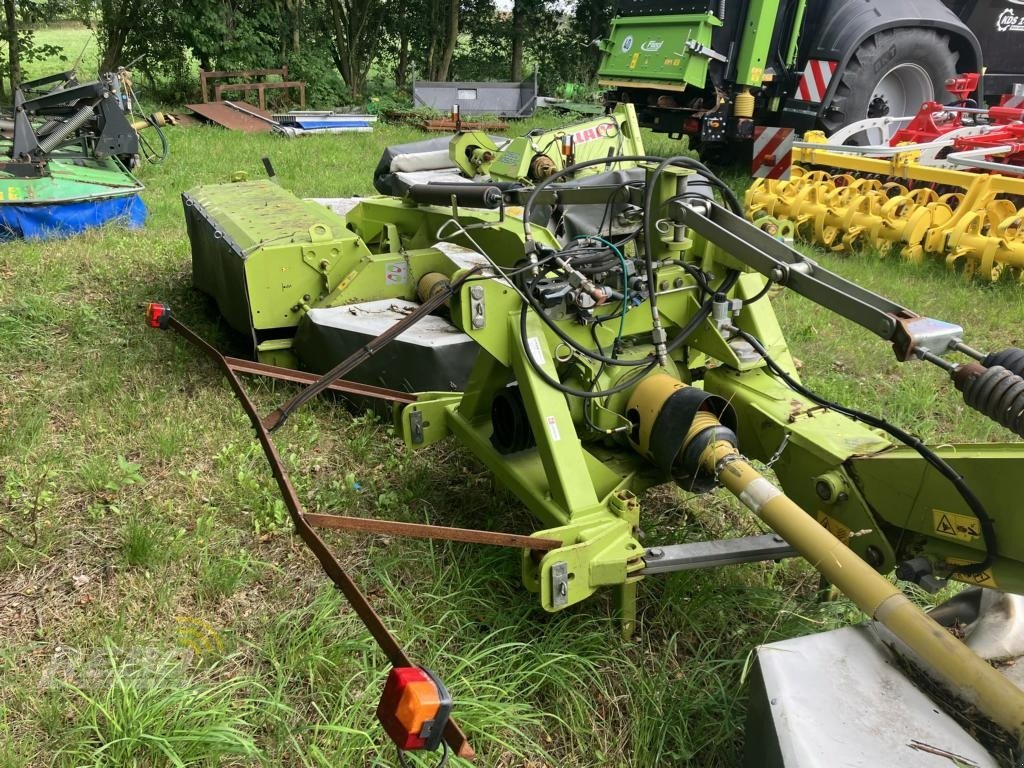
[932,509,981,542]
[629,53,640,70]
[948,558,998,588]
[816,512,852,544]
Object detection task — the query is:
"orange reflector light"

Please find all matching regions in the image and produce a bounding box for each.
[561,134,574,157]
[146,302,171,329]
[377,666,452,752]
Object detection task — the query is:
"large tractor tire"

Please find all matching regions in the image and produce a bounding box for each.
[823,28,959,142]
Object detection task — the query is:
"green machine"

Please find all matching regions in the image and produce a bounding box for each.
[0,68,167,239]
[596,0,1024,150]
[448,103,645,184]
[156,153,1024,762]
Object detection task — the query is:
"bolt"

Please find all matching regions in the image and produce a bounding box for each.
[470,286,484,299]
[865,546,884,568]
[659,280,669,291]
[771,267,785,283]
[815,480,832,501]
[559,582,568,596]
[319,259,329,270]
[648,548,665,559]
[674,278,685,289]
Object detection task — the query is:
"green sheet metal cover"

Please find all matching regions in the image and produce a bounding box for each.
[0,156,143,205]
[185,180,349,254]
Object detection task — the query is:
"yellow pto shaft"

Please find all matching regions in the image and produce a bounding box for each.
[685,410,1024,744]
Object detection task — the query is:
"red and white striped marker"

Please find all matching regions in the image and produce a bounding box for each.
[1003,94,1024,110]
[797,59,838,103]
[752,126,795,180]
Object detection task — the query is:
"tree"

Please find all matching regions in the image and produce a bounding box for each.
[4,0,20,96]
[573,0,616,80]
[510,0,545,81]
[324,0,386,98]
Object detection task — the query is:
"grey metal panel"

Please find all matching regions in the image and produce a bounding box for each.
[412,74,539,117]
[744,624,1001,768]
[293,299,480,404]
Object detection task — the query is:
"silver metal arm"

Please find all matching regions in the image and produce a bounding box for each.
[674,200,968,364]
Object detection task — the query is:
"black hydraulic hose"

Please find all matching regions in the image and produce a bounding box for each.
[734,328,997,577]
[519,303,657,399]
[520,153,742,244]
[740,279,774,307]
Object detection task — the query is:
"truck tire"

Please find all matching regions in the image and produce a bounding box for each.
[823,28,959,142]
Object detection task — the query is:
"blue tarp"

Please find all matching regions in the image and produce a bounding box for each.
[0,194,147,241]
[289,119,374,130]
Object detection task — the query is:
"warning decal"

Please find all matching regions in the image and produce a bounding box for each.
[752,126,795,181]
[816,511,852,544]
[932,509,981,542]
[949,558,998,588]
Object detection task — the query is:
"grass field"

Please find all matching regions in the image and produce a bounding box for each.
[4,25,1024,768]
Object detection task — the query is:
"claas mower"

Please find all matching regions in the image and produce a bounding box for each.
[149,136,1024,764]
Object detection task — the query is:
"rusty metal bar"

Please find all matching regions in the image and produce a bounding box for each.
[162,314,475,760]
[304,512,562,551]
[224,357,416,404]
[262,268,481,432]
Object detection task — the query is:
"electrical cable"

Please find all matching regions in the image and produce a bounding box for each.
[740,278,774,307]
[732,327,997,576]
[519,302,657,399]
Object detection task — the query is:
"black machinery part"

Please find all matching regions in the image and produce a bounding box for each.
[407,183,504,210]
[798,0,981,108]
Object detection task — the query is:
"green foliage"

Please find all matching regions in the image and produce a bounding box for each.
[286,48,350,109]
[31,0,622,107]
[52,645,273,766]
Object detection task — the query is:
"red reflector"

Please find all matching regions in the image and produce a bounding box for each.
[377,666,452,752]
[146,302,171,329]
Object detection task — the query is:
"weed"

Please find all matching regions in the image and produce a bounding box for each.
[121,517,164,569]
[51,644,275,767]
[196,551,256,604]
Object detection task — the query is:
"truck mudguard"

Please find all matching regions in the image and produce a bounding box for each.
[802,0,982,105]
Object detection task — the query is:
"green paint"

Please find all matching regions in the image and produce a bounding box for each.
[597,12,723,90]
[0,152,141,204]
[735,0,780,87]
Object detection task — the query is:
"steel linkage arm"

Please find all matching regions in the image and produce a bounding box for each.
[675,199,969,363]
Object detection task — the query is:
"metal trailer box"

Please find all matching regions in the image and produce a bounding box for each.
[412,74,538,117]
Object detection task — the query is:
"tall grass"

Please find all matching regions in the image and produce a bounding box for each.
[4,25,1024,768]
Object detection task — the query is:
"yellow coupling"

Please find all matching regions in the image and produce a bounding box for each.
[733,88,755,119]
